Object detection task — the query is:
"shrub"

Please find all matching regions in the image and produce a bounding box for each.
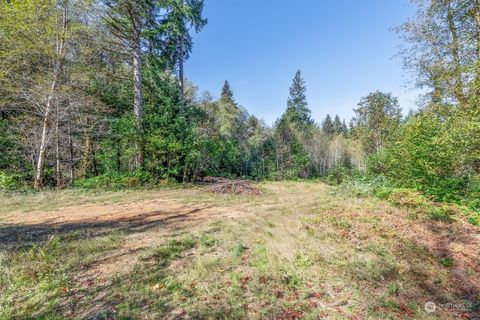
[342,173,393,197]
[425,205,457,222]
[378,108,480,203]
[387,189,428,208]
[0,172,24,191]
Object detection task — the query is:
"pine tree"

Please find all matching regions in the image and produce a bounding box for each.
[341,120,348,135]
[220,80,236,106]
[105,0,206,168]
[285,70,313,127]
[333,115,343,134]
[322,114,335,135]
[217,80,245,137]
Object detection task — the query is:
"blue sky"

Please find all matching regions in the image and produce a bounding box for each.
[185,0,420,125]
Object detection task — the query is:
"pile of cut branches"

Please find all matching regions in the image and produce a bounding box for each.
[201,177,262,196]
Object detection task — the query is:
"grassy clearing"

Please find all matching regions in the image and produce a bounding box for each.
[0,181,479,319]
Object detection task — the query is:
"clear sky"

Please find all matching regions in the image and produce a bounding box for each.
[185,0,420,125]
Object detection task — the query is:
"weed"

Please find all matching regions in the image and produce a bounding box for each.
[200,234,217,248]
[0,233,120,319]
[426,205,456,222]
[388,282,400,296]
[294,253,313,268]
[232,243,247,257]
[381,299,400,310]
[468,215,479,226]
[153,238,197,263]
[331,217,352,230]
[1,181,476,319]
[439,257,454,267]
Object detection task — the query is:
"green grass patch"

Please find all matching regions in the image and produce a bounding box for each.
[0,233,121,319]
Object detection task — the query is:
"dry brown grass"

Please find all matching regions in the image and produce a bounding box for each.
[1,181,479,319]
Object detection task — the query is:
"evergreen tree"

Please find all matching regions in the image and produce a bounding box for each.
[216,80,246,138]
[105,0,206,168]
[322,114,335,135]
[333,115,343,134]
[220,80,236,106]
[341,120,348,135]
[285,70,313,127]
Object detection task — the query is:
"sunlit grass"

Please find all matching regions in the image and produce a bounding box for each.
[0,181,477,319]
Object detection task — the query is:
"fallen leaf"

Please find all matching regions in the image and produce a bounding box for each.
[151,283,164,290]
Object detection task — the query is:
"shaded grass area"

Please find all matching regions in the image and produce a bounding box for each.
[0,233,122,319]
[0,181,479,319]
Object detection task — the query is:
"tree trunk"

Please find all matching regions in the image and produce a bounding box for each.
[34,98,53,189]
[68,121,75,185]
[179,36,185,99]
[81,130,94,178]
[55,102,61,189]
[132,15,144,169]
[447,2,466,104]
[116,139,121,172]
[471,1,480,96]
[33,2,67,189]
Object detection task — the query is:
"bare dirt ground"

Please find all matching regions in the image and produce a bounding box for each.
[1,193,246,278]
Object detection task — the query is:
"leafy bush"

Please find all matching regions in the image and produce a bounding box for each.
[0,171,24,191]
[342,173,393,197]
[344,174,477,224]
[375,108,480,203]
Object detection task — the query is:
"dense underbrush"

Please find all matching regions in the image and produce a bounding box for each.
[343,173,480,226]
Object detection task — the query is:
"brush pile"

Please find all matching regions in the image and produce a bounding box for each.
[201,177,262,196]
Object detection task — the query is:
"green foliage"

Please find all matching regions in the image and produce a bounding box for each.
[199,234,217,248]
[439,257,454,268]
[220,80,235,106]
[74,171,156,190]
[357,104,480,226]
[154,238,197,264]
[324,166,350,186]
[0,119,22,172]
[378,107,479,203]
[232,243,247,257]
[426,205,456,222]
[387,189,428,208]
[322,114,335,135]
[388,282,400,296]
[351,91,402,155]
[0,233,120,319]
[342,173,393,197]
[285,70,313,128]
[272,71,316,179]
[0,171,24,191]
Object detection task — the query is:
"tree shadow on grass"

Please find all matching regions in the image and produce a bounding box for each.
[0,204,221,319]
[386,218,480,319]
[421,220,480,319]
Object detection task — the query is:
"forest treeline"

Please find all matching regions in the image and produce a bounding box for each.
[0,1,479,216]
